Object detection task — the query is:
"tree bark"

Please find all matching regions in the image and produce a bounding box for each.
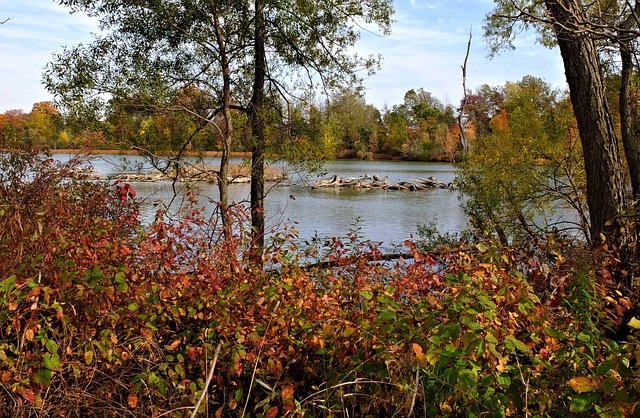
[249,0,266,268]
[544,0,629,243]
[619,46,640,203]
[212,8,231,231]
[618,0,640,204]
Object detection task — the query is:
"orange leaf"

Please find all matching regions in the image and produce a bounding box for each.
[412,343,423,356]
[568,377,599,393]
[412,343,426,364]
[265,406,279,418]
[25,329,34,342]
[282,384,295,400]
[127,393,138,409]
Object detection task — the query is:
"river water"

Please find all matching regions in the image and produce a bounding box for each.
[59,154,468,250]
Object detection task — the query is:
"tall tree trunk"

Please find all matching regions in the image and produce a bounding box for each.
[619,46,640,203]
[544,0,629,243]
[618,0,640,203]
[213,8,231,230]
[249,0,266,268]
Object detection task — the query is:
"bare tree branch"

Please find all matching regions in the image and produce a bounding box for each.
[459,27,472,155]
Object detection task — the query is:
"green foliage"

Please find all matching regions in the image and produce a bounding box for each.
[457,76,588,243]
[1,151,638,416]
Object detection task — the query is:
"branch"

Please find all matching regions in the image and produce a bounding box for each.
[459,27,472,154]
[303,246,476,270]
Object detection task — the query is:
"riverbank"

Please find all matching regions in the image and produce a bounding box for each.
[48,148,253,158]
[47,148,455,163]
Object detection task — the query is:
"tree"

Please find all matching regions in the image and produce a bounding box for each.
[458,76,586,242]
[485,0,633,243]
[27,102,63,147]
[47,0,394,266]
[46,1,243,232]
[0,110,27,147]
[388,89,457,160]
[324,88,381,158]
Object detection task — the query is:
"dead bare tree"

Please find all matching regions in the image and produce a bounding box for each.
[459,27,472,155]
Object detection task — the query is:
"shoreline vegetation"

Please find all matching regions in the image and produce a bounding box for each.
[46,147,447,162]
[2,151,638,417]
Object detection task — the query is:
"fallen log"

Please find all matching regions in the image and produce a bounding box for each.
[311,173,450,191]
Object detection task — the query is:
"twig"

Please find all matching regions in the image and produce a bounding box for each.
[458,27,472,154]
[407,366,420,417]
[189,341,222,418]
[241,300,281,418]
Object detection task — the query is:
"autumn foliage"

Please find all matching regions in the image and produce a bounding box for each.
[0,151,639,417]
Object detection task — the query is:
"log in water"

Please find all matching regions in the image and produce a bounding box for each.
[310,174,451,191]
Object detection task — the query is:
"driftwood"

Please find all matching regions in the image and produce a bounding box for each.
[303,245,475,270]
[310,174,451,191]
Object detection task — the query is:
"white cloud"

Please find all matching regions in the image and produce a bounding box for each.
[0,0,566,113]
[0,0,97,112]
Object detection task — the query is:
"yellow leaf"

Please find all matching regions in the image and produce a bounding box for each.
[628,317,640,330]
[568,377,599,393]
[84,351,94,365]
[497,357,508,372]
[25,329,34,342]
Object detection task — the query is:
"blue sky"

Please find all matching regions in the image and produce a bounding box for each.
[0,0,566,113]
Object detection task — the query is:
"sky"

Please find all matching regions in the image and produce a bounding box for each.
[0,0,567,114]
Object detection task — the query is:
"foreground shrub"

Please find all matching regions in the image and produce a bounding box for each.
[0,151,638,417]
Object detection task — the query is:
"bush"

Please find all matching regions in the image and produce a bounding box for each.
[0,151,638,417]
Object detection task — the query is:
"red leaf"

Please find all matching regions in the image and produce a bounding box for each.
[265,406,279,418]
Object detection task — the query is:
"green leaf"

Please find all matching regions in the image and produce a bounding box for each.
[235,388,244,402]
[128,302,139,311]
[596,360,615,376]
[37,368,52,386]
[115,281,128,292]
[255,378,273,392]
[496,373,511,388]
[43,353,61,370]
[114,272,128,292]
[458,369,477,389]
[45,339,59,354]
[570,393,598,413]
[504,335,529,353]
[359,290,372,300]
[379,309,396,320]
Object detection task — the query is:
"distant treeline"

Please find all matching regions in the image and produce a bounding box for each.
[0,78,575,162]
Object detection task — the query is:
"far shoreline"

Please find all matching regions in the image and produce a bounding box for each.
[46,148,454,163]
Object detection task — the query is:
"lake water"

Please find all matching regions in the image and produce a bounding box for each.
[57,154,467,250]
